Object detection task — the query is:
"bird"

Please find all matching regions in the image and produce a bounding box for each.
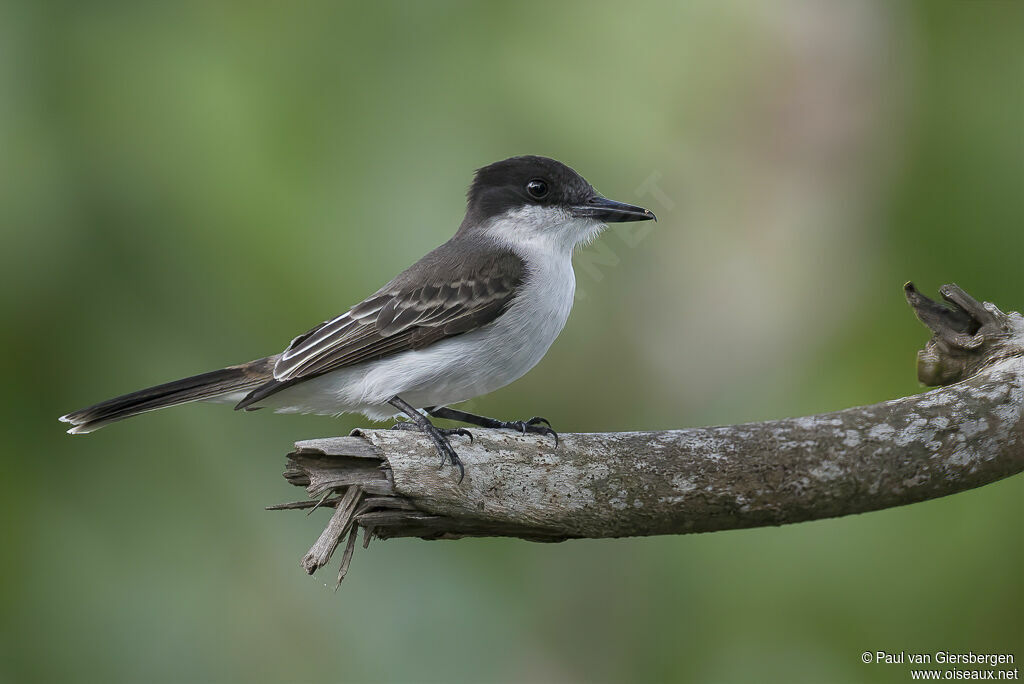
[60,155,656,480]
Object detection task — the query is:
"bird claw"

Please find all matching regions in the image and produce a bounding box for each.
[390,420,468,482]
[449,427,474,444]
[501,417,558,448]
[436,442,466,483]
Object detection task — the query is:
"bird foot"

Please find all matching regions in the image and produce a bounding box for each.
[495,416,559,447]
[424,407,560,448]
[389,418,470,482]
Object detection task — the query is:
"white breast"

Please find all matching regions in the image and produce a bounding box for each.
[451,236,578,393]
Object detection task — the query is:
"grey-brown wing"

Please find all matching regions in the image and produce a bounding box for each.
[270,246,525,383]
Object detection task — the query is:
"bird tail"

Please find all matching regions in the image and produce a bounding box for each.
[59,357,277,434]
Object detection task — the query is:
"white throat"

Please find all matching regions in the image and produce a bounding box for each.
[480,205,605,257]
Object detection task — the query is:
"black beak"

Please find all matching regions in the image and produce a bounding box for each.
[571,195,657,223]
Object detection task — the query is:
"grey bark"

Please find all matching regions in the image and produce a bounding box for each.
[270,284,1024,585]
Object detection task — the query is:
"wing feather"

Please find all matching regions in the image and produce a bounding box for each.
[268,245,524,384]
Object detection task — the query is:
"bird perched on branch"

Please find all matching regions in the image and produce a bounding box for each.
[60,155,656,480]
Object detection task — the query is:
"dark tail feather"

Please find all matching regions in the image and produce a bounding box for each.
[59,357,276,434]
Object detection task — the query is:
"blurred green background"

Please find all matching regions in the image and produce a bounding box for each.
[1,1,1021,682]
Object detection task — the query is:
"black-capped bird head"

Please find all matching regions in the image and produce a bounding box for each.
[460,155,655,247]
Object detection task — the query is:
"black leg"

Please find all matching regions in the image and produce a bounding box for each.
[426,406,558,447]
[388,396,469,482]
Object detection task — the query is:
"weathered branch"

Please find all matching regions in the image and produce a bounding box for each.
[271,284,1024,585]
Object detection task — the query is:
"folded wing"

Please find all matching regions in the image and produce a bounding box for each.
[235,243,524,409]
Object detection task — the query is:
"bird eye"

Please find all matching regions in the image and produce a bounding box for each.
[525,179,549,200]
